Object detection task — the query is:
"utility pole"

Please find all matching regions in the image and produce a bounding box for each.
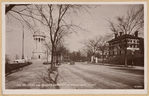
[22,25,25,59]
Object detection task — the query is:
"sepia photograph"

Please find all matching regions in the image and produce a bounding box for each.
[2,2,147,94]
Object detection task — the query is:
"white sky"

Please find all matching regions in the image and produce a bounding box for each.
[5,4,143,60]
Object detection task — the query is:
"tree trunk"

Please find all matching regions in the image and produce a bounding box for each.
[47,48,48,63]
[102,51,104,65]
[51,44,54,69]
[124,39,128,67]
[56,55,58,66]
[124,56,127,66]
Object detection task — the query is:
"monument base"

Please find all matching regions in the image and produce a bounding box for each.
[31,52,47,59]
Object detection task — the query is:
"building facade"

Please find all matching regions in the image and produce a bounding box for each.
[108,31,144,57]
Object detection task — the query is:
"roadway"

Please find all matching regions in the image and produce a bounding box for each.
[5,61,144,89]
[57,62,144,89]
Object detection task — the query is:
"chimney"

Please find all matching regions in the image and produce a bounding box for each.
[119,32,123,36]
[115,33,118,38]
[134,31,138,37]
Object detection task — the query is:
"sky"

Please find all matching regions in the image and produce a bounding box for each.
[5,4,143,61]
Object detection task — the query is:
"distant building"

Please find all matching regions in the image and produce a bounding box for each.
[108,31,144,57]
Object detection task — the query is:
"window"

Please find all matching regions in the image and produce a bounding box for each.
[127,44,129,47]
[133,44,135,48]
[134,44,136,48]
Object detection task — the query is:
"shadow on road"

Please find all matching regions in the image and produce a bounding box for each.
[110,67,144,75]
[89,63,144,75]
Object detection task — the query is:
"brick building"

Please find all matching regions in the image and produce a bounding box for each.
[108,31,144,56]
[107,31,144,66]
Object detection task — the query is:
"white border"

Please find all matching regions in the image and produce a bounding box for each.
[144,1,148,94]
[2,1,148,4]
[2,2,148,95]
[2,1,6,94]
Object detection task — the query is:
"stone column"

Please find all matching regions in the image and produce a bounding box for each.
[38,38,39,51]
[36,38,37,50]
[39,37,41,52]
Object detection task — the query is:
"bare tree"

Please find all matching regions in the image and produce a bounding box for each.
[5,4,95,88]
[6,4,90,69]
[82,34,110,64]
[55,43,69,64]
[107,5,144,34]
[82,37,101,63]
[97,35,109,64]
[107,5,144,66]
[5,4,30,14]
[44,41,52,63]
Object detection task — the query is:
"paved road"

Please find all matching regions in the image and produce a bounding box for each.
[57,62,144,89]
[5,61,144,89]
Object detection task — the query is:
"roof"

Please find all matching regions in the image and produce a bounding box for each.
[33,31,46,37]
[108,34,143,43]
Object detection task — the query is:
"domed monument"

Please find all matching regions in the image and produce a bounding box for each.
[31,31,47,59]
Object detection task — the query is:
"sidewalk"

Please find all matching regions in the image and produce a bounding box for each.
[84,62,144,70]
[5,60,55,89]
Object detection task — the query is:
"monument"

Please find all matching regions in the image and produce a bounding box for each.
[31,31,47,59]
